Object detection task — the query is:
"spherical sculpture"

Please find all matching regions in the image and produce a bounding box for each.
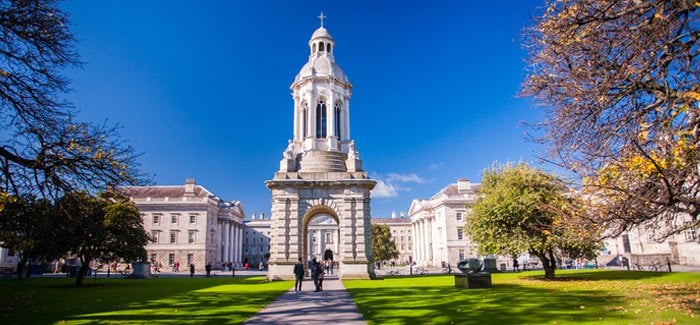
[457,258,483,274]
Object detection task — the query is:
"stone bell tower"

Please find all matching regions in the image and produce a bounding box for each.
[266,15,376,280]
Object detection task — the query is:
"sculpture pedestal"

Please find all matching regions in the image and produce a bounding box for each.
[454,272,492,289]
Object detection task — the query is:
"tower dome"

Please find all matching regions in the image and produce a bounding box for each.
[294,26,348,84]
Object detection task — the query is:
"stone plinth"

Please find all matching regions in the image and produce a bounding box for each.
[454,272,492,289]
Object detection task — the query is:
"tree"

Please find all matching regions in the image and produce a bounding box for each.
[0,193,61,278]
[521,0,699,240]
[371,224,399,263]
[465,163,599,279]
[56,191,150,286]
[0,0,145,200]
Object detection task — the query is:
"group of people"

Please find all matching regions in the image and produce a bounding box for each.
[293,257,332,292]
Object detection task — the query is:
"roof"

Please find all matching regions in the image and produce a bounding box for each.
[371,218,411,225]
[294,56,348,84]
[121,185,211,199]
[310,27,332,40]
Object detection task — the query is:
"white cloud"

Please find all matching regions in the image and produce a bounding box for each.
[386,173,427,184]
[428,162,443,170]
[371,179,398,198]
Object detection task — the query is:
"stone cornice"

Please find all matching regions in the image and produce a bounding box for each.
[291,76,353,90]
[265,178,376,190]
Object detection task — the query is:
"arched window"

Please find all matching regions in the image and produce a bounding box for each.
[316,100,327,138]
[302,102,308,137]
[312,43,316,53]
[334,101,341,138]
[327,43,332,53]
[319,42,325,52]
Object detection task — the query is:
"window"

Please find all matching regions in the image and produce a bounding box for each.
[316,100,327,138]
[456,212,463,221]
[457,228,464,240]
[151,230,159,243]
[170,231,178,244]
[327,43,332,52]
[319,42,325,51]
[325,232,331,242]
[188,230,196,244]
[622,234,631,253]
[458,250,465,261]
[401,244,405,250]
[312,43,316,53]
[334,102,341,138]
[187,253,193,265]
[150,253,157,262]
[153,215,160,225]
[8,249,15,257]
[189,215,197,224]
[303,104,308,137]
[684,223,698,241]
[168,253,175,266]
[171,215,178,224]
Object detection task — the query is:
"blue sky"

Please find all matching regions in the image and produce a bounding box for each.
[63,0,547,219]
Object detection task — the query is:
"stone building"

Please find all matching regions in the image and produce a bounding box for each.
[0,245,19,272]
[601,219,699,267]
[372,212,413,265]
[242,214,272,268]
[408,179,480,267]
[124,179,245,271]
[265,20,376,280]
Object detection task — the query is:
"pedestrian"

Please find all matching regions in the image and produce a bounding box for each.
[311,258,321,292]
[259,261,263,270]
[513,258,520,272]
[293,257,304,292]
[232,263,236,278]
[317,262,324,291]
[205,262,212,277]
[189,263,195,277]
[244,262,249,271]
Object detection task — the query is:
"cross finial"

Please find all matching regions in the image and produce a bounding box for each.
[318,11,326,27]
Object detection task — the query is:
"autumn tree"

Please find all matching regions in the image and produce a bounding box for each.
[465,163,599,279]
[521,0,699,240]
[371,224,399,264]
[0,0,145,200]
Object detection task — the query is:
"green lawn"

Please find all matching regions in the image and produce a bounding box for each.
[0,276,292,324]
[344,270,700,324]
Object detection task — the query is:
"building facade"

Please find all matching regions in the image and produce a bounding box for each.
[0,245,19,272]
[372,214,413,265]
[409,179,480,267]
[242,214,272,268]
[265,21,376,280]
[124,179,245,271]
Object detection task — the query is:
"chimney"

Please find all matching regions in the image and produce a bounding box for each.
[185,178,196,196]
[457,178,471,193]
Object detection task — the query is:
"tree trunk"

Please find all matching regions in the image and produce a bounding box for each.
[534,250,556,279]
[75,259,89,287]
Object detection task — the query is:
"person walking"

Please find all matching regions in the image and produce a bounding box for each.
[293,258,305,292]
[513,258,520,272]
[311,258,321,292]
[205,263,212,277]
[317,262,324,291]
[189,263,195,277]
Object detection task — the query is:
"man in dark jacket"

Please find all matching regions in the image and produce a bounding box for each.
[293,257,305,292]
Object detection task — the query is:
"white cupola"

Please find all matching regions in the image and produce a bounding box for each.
[278,13,364,174]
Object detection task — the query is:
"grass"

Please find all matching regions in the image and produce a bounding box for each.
[344,270,700,324]
[0,276,292,324]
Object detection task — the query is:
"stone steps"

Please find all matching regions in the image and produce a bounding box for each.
[299,150,347,172]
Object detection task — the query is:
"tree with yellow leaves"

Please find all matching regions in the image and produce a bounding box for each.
[522,0,699,240]
[465,163,600,279]
[0,0,147,200]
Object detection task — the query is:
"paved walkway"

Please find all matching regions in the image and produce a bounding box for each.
[244,277,366,325]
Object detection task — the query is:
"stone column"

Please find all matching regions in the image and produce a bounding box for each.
[411,222,417,264]
[223,222,230,264]
[229,223,235,263]
[427,218,434,265]
[238,225,243,264]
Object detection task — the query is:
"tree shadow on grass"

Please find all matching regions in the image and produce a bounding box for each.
[0,276,291,324]
[347,282,629,325]
[522,270,671,281]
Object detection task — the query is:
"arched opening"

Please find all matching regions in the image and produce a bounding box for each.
[316,99,327,138]
[302,206,340,276]
[301,102,308,138]
[312,43,316,53]
[319,42,325,52]
[327,43,332,53]
[334,101,342,138]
